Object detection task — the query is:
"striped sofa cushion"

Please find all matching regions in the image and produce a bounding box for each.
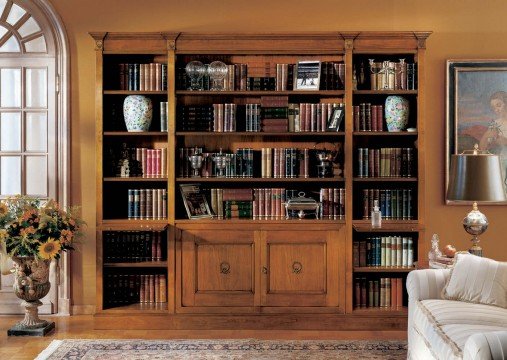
[442,254,507,308]
[413,299,507,359]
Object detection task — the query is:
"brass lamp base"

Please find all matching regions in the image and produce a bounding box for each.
[462,202,488,257]
[468,236,483,257]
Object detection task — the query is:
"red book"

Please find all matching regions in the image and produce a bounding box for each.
[155,149,161,177]
[146,149,152,178]
[265,188,271,220]
[371,105,378,132]
[353,105,360,131]
[261,118,288,126]
[273,148,279,178]
[139,275,145,303]
[261,125,288,132]
[355,279,361,308]
[253,188,258,219]
[258,189,265,219]
[377,105,383,131]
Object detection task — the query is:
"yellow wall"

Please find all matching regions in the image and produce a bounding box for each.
[50,0,507,309]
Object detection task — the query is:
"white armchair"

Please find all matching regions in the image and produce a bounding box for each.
[407,268,507,360]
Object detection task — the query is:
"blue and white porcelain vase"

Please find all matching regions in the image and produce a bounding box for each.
[123,95,152,132]
[385,95,409,132]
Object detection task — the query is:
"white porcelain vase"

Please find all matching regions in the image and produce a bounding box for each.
[385,95,409,132]
[123,95,153,132]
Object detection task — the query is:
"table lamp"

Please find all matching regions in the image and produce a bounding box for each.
[447,144,507,256]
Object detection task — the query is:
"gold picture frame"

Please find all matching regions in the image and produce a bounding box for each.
[446,59,507,204]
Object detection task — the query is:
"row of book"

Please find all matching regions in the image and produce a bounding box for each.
[361,189,413,220]
[118,147,168,178]
[178,147,255,178]
[368,62,417,91]
[353,236,415,268]
[104,274,167,306]
[116,63,168,91]
[103,231,165,263]
[178,147,340,179]
[177,102,345,133]
[127,189,168,220]
[177,62,345,91]
[260,148,310,178]
[208,188,345,220]
[354,277,404,309]
[353,103,386,132]
[356,147,415,178]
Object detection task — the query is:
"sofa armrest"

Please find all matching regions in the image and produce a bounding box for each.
[406,268,451,301]
[463,331,507,360]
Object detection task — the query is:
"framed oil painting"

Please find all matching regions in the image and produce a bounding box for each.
[446,60,507,204]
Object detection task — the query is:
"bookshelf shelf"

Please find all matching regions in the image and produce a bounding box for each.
[176,90,345,96]
[103,131,168,137]
[353,267,415,273]
[102,219,168,226]
[104,261,168,268]
[104,90,168,95]
[175,131,345,137]
[176,177,344,183]
[175,219,345,225]
[353,90,417,95]
[104,177,168,182]
[353,177,417,182]
[353,223,422,232]
[352,307,408,316]
[101,303,168,314]
[353,131,417,136]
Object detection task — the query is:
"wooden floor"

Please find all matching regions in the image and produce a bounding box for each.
[0,315,406,360]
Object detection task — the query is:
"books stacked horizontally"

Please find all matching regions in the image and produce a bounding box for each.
[354,277,404,309]
[104,273,167,306]
[103,231,165,263]
[357,147,414,178]
[127,189,167,220]
[362,189,413,220]
[210,188,253,220]
[353,236,415,268]
[118,63,167,91]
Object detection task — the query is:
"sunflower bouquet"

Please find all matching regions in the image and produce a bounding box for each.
[0,196,83,266]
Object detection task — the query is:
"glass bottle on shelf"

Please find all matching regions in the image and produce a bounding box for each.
[428,234,443,268]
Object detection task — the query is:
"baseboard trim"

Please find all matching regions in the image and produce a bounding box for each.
[94,313,408,331]
[71,305,95,315]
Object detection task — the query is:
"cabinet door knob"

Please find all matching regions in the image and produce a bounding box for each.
[262,266,268,274]
[220,262,230,274]
[292,261,302,274]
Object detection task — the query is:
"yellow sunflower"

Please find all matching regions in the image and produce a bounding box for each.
[0,202,8,216]
[38,238,61,259]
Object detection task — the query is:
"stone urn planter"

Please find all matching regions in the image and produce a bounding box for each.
[385,95,409,132]
[123,95,153,132]
[8,256,55,336]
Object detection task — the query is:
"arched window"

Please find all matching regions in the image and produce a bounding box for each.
[0,0,70,315]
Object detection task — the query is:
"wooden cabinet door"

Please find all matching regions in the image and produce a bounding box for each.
[260,230,341,307]
[181,229,257,307]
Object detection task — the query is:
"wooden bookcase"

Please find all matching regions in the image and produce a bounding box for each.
[91,31,430,330]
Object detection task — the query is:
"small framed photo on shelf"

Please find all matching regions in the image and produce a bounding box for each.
[294,60,320,90]
[180,184,213,219]
[327,104,345,131]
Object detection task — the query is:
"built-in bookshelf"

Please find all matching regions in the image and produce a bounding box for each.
[92,31,430,330]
